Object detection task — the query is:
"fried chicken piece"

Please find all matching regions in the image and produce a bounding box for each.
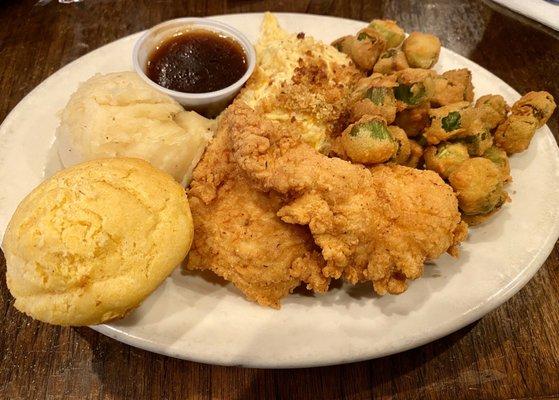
[187,121,329,308]
[224,102,467,294]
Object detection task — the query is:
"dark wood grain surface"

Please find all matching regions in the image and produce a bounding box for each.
[1,1,558,399]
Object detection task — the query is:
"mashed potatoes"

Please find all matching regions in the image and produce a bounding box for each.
[56,72,215,186]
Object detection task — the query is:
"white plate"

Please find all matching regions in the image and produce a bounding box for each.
[1,13,558,368]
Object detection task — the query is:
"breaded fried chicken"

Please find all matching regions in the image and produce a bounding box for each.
[223,102,467,294]
[186,119,329,308]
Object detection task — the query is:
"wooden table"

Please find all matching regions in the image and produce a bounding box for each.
[1,1,558,399]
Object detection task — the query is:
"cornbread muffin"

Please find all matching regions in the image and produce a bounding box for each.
[2,158,193,326]
[56,71,215,186]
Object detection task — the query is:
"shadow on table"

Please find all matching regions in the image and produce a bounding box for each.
[76,320,491,400]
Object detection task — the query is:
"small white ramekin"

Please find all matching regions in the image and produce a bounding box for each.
[132,18,255,116]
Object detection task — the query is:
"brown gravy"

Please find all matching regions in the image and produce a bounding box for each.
[146,30,247,93]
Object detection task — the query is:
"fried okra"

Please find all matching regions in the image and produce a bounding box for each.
[394,102,431,137]
[483,146,511,182]
[458,119,493,156]
[424,102,492,155]
[424,142,469,179]
[423,102,473,144]
[393,68,436,108]
[368,19,406,48]
[431,69,474,107]
[388,126,411,164]
[403,139,424,168]
[494,114,539,155]
[511,91,556,128]
[332,35,354,54]
[352,28,387,70]
[493,92,556,155]
[332,29,387,72]
[402,32,441,69]
[373,48,409,74]
[448,158,508,216]
[350,74,398,123]
[332,30,386,71]
[475,95,509,131]
[340,116,398,164]
[352,72,397,95]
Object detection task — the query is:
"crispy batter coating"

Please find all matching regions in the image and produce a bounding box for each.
[403,139,425,168]
[475,94,509,131]
[393,68,436,109]
[448,158,508,216]
[368,20,406,49]
[483,146,511,182]
[349,74,398,124]
[351,27,387,71]
[333,30,386,72]
[394,103,431,137]
[187,122,329,308]
[332,35,354,54]
[402,32,441,69]
[431,69,474,107]
[336,116,397,165]
[494,114,539,155]
[424,142,469,179]
[388,125,411,164]
[493,91,555,155]
[511,91,556,128]
[335,116,398,164]
[423,102,473,144]
[225,102,467,295]
[373,48,410,74]
[458,120,494,156]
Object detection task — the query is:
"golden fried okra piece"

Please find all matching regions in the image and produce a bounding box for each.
[483,146,511,182]
[351,88,397,124]
[431,69,474,107]
[511,91,556,128]
[350,28,387,71]
[475,94,509,131]
[448,158,508,216]
[368,19,406,48]
[340,116,398,164]
[394,102,431,137]
[494,114,539,155]
[373,48,409,74]
[350,74,398,124]
[352,72,397,95]
[332,31,386,71]
[425,102,492,155]
[332,35,354,54]
[458,119,493,156]
[388,126,411,164]
[402,32,441,69]
[424,142,469,179]
[423,102,473,144]
[393,68,436,108]
[403,139,425,168]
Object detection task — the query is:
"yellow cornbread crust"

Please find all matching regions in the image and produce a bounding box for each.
[2,158,193,326]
